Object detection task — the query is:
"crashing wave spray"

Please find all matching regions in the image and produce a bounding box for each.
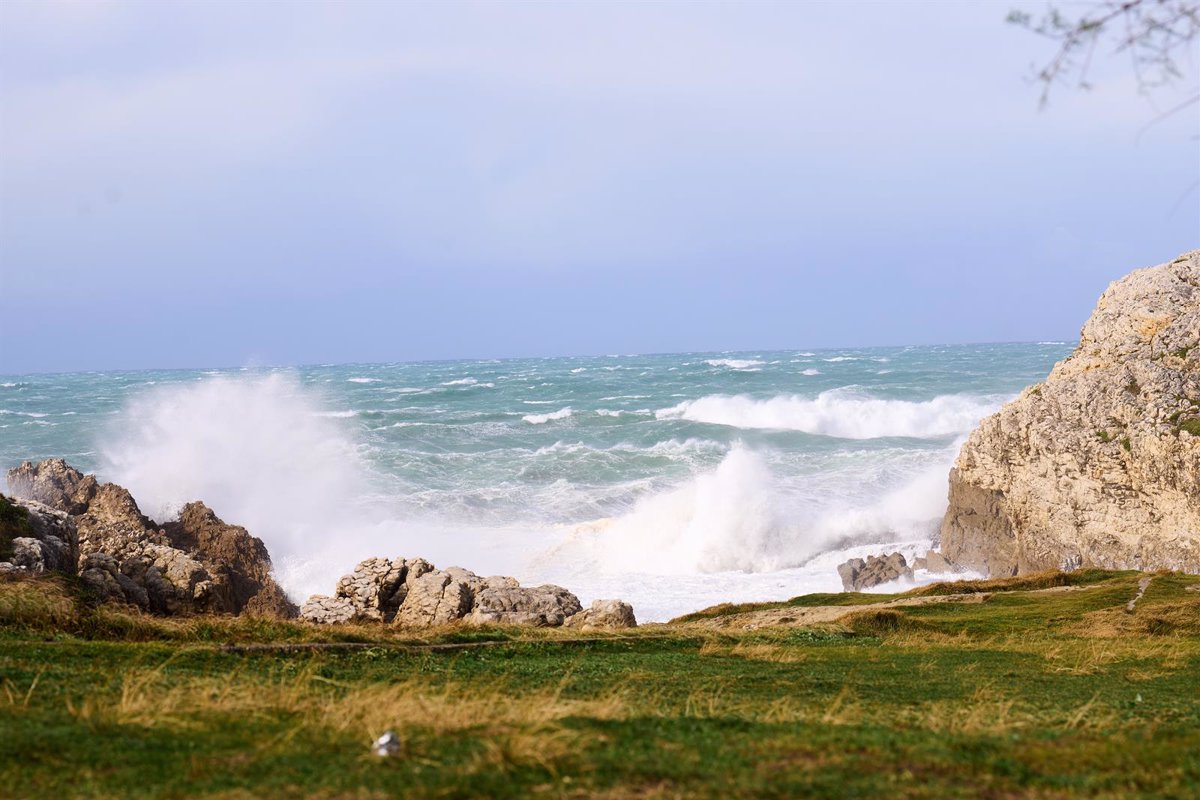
[98,373,384,598]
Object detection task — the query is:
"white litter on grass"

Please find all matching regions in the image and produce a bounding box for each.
[372,730,401,756]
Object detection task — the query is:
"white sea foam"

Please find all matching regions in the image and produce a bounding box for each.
[347,377,381,383]
[442,377,477,386]
[0,410,47,418]
[655,389,1002,439]
[98,374,375,600]
[570,368,587,373]
[315,410,358,418]
[823,356,859,362]
[706,359,765,370]
[522,407,573,424]
[801,369,821,376]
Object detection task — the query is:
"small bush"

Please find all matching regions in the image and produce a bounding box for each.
[1095,430,1113,443]
[1179,418,1200,437]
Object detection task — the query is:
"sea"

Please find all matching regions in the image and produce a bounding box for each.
[0,343,1072,621]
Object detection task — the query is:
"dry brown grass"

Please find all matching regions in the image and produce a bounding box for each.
[697,639,810,664]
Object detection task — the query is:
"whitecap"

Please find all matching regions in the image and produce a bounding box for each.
[801,369,821,376]
[706,359,765,370]
[347,377,381,384]
[655,389,1004,439]
[522,407,573,424]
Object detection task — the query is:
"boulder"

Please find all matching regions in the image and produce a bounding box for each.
[941,250,1200,576]
[301,555,620,629]
[392,568,479,627]
[563,599,637,630]
[299,594,357,624]
[837,553,913,591]
[466,583,583,627]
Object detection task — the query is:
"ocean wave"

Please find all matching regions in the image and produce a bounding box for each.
[522,407,573,424]
[823,356,859,362]
[347,377,381,384]
[801,369,821,376]
[655,389,1002,439]
[570,368,587,373]
[441,377,477,386]
[706,359,764,370]
[0,409,48,418]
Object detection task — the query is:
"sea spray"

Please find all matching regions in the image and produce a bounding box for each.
[0,344,1070,619]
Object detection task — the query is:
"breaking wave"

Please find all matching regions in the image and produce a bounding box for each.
[655,389,1003,439]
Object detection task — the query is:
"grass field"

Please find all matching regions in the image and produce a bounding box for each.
[2,569,1198,799]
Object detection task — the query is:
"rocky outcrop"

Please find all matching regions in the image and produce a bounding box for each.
[4,459,296,618]
[940,249,1200,577]
[837,553,913,591]
[162,502,296,617]
[562,599,637,630]
[300,555,633,629]
[6,459,98,515]
[0,496,77,574]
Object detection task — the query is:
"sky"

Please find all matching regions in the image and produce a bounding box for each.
[1,0,1197,374]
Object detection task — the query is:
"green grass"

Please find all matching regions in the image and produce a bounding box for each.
[2,570,1200,798]
[1179,418,1200,437]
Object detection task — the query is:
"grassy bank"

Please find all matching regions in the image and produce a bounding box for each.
[2,570,1199,798]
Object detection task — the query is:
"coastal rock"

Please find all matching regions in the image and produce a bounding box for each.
[837,553,913,591]
[924,549,953,574]
[563,599,638,630]
[299,594,357,625]
[466,583,583,627]
[5,459,296,617]
[0,495,77,574]
[301,555,618,629]
[941,249,1200,576]
[392,569,479,627]
[6,459,98,515]
[162,502,296,617]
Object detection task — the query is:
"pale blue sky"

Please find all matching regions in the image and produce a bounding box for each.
[1,0,1197,373]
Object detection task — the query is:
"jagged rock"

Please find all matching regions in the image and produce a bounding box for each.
[393,569,478,627]
[79,553,149,608]
[563,599,637,630]
[466,583,583,627]
[301,556,617,629]
[74,482,167,561]
[5,460,296,618]
[299,594,357,624]
[0,495,77,574]
[837,553,912,591]
[333,557,412,621]
[941,250,1200,577]
[162,502,296,618]
[6,459,98,515]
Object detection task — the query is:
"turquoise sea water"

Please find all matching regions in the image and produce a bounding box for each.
[0,343,1071,620]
